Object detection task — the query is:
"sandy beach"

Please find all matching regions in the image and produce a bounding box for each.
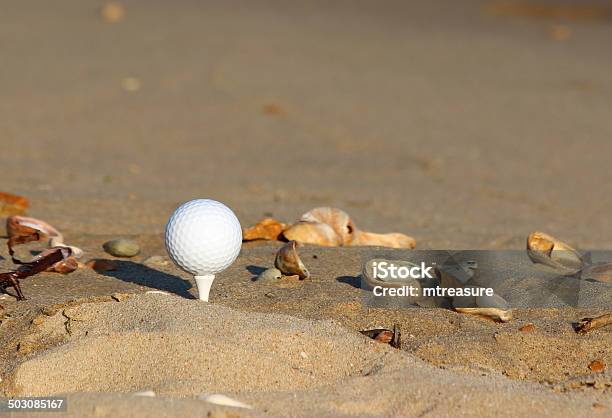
[1,0,611,416]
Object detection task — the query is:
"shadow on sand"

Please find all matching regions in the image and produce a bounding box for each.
[336,275,362,289]
[246,265,267,281]
[95,259,195,299]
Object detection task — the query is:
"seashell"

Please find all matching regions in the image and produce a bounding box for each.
[7,215,61,242]
[282,221,342,246]
[298,207,356,245]
[527,231,584,273]
[257,267,282,282]
[49,257,79,274]
[360,324,401,348]
[243,218,287,241]
[0,192,28,217]
[246,207,416,248]
[6,216,84,258]
[198,393,253,409]
[580,263,612,284]
[353,231,416,249]
[274,241,310,279]
[436,260,478,288]
[361,258,426,288]
[132,390,156,397]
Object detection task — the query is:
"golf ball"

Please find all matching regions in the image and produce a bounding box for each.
[165,199,242,275]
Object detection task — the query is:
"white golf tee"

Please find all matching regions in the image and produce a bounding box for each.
[194,274,215,302]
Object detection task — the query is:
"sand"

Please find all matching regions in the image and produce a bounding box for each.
[0,294,609,417]
[1,0,611,416]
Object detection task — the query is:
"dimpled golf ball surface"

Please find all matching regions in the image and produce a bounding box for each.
[165,199,242,275]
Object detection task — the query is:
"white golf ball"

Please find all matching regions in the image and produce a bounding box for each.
[165,199,242,276]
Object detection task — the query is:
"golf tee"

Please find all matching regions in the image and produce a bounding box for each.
[194,274,215,302]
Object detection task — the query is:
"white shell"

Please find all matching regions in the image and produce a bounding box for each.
[198,393,253,409]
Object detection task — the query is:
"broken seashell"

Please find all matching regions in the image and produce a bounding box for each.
[0,192,28,217]
[455,307,513,322]
[527,231,583,273]
[198,394,253,410]
[244,207,416,248]
[257,267,282,282]
[243,218,287,241]
[360,324,401,348]
[6,216,83,259]
[298,207,356,244]
[132,390,156,397]
[353,230,416,249]
[580,263,612,284]
[274,241,310,279]
[282,221,342,246]
[49,257,79,274]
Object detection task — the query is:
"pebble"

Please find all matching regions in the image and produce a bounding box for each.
[143,255,170,267]
[100,2,125,23]
[519,323,536,333]
[257,268,282,282]
[589,360,605,372]
[103,239,140,257]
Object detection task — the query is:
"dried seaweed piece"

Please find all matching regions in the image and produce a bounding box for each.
[242,218,287,241]
[576,313,612,334]
[0,192,28,216]
[274,241,310,279]
[360,324,401,348]
[0,247,71,300]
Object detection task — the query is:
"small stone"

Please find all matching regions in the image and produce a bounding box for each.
[31,315,45,326]
[121,77,141,92]
[300,351,308,359]
[589,360,605,372]
[100,2,125,23]
[143,255,169,267]
[519,323,536,333]
[103,239,140,258]
[257,268,282,282]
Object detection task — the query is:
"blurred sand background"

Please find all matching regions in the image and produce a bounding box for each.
[2,0,612,248]
[1,0,611,416]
